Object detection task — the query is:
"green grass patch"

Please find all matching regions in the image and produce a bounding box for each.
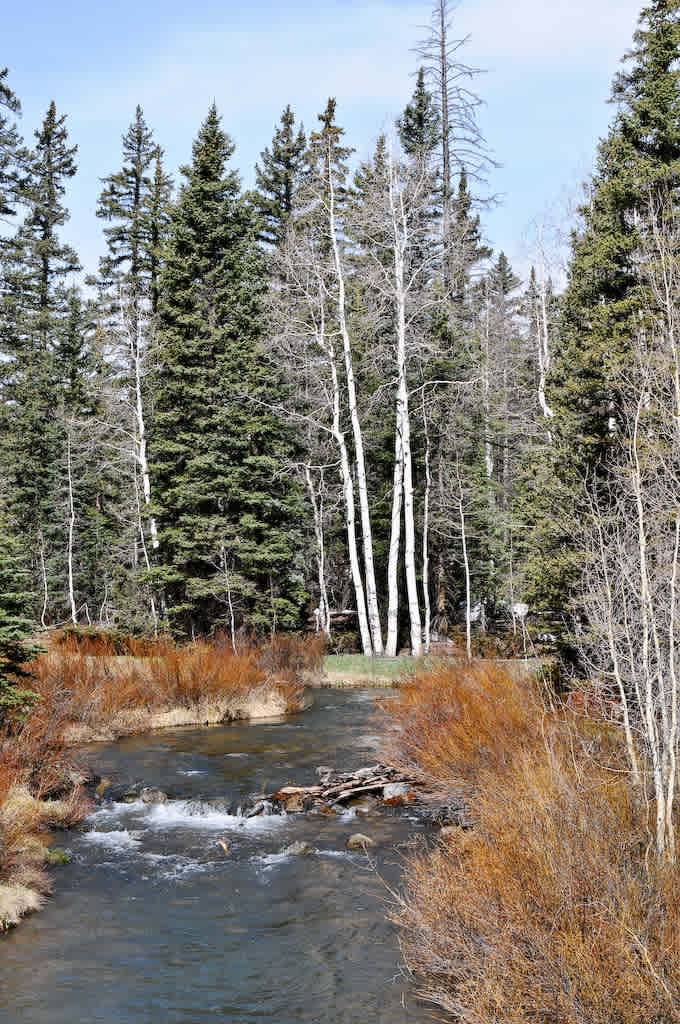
[324,654,425,679]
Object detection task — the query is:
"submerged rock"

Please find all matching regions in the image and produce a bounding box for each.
[217,839,231,854]
[346,833,377,851]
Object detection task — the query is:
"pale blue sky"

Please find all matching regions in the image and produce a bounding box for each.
[4,0,642,278]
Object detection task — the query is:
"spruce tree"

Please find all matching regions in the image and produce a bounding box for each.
[151,105,306,638]
[252,105,307,247]
[96,105,172,309]
[0,68,24,223]
[0,102,81,623]
[0,509,40,723]
[94,108,173,631]
[553,0,680,469]
[398,67,440,159]
[529,0,680,613]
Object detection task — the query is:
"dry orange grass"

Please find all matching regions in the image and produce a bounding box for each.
[0,630,323,927]
[386,662,680,1024]
[22,631,324,736]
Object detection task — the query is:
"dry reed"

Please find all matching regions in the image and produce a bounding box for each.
[0,629,324,929]
[386,662,680,1024]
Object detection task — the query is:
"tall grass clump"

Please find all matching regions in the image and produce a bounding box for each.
[386,663,680,1023]
[0,629,323,928]
[21,630,324,741]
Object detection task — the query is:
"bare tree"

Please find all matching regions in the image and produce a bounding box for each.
[578,192,680,862]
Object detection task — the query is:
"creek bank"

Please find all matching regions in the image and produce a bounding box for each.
[62,684,308,746]
[0,684,314,933]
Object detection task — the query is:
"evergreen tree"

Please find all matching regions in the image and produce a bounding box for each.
[152,105,306,637]
[530,0,680,612]
[0,68,24,223]
[307,97,353,213]
[252,105,307,247]
[96,105,172,309]
[553,0,680,469]
[0,102,81,623]
[450,169,490,306]
[0,508,40,723]
[398,67,440,159]
[94,108,173,631]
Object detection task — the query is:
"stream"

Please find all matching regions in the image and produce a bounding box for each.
[0,689,430,1023]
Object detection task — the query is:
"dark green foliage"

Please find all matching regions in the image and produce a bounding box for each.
[0,510,40,722]
[0,68,25,223]
[554,0,680,460]
[398,67,440,158]
[531,0,680,612]
[307,97,353,208]
[252,105,307,247]
[0,102,82,621]
[20,101,80,339]
[450,169,491,306]
[96,105,173,310]
[152,105,307,638]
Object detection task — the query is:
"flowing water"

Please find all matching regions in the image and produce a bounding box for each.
[0,689,431,1023]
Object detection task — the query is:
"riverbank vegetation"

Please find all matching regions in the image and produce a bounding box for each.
[2,0,680,1015]
[386,662,680,1022]
[0,630,323,930]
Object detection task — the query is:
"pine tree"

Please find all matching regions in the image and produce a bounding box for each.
[530,0,680,613]
[0,508,40,723]
[398,67,440,159]
[252,105,307,247]
[0,102,81,623]
[151,105,306,638]
[0,68,24,223]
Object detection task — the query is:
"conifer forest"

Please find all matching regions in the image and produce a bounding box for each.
[2,0,675,663]
[5,1,680,1021]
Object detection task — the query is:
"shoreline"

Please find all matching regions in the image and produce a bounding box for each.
[0,679,314,934]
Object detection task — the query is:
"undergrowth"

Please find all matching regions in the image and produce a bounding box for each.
[385,662,680,1024]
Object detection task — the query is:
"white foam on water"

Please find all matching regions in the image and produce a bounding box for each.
[178,769,207,776]
[88,799,145,821]
[143,799,286,833]
[140,852,212,881]
[225,753,248,758]
[80,829,142,852]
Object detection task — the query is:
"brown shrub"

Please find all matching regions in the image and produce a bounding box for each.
[18,630,321,739]
[386,662,680,1024]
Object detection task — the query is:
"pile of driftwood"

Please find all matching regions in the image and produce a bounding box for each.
[256,763,423,815]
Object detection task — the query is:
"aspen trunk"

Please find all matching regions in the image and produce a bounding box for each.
[458,481,472,663]
[305,465,332,638]
[322,307,372,656]
[422,391,432,654]
[327,163,383,655]
[385,410,404,658]
[66,423,78,626]
[388,155,422,657]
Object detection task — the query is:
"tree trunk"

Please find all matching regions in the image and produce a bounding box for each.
[327,162,384,655]
[66,423,78,626]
